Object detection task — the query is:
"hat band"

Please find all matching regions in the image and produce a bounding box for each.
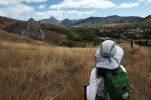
[101,43,115,58]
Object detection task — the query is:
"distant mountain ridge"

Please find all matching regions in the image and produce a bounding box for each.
[131,14,151,27]
[39,16,61,25]
[70,15,143,26]
[39,16,82,26]
[61,18,83,26]
[143,14,151,21]
[39,15,143,26]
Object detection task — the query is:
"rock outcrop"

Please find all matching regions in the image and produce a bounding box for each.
[21,18,44,40]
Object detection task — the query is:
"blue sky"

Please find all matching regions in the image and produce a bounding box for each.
[0,0,151,21]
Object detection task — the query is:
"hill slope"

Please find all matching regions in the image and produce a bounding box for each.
[0,16,18,29]
[39,22,78,44]
[0,29,37,43]
[143,14,151,21]
[3,21,27,35]
[129,14,151,28]
[1,16,78,44]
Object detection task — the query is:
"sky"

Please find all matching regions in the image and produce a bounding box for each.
[0,0,151,21]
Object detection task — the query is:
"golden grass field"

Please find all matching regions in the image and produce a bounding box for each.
[0,41,151,100]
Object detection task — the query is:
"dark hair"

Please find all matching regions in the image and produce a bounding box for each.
[96,67,118,78]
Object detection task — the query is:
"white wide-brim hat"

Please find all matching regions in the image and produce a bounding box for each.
[95,40,124,70]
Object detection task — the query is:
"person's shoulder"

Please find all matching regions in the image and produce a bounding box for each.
[90,68,97,79]
[120,65,127,73]
[90,68,98,77]
[91,68,97,74]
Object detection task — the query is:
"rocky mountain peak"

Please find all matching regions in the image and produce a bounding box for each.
[49,16,55,20]
[28,18,35,22]
[47,16,60,24]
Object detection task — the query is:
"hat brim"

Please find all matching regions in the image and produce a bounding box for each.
[96,46,124,70]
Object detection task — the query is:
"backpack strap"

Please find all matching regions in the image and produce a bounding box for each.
[103,89,111,100]
[103,66,121,100]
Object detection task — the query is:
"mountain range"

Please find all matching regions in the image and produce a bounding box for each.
[0,14,151,46]
[39,15,143,26]
[39,16,83,26]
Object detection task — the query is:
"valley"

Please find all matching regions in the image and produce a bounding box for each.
[0,15,151,100]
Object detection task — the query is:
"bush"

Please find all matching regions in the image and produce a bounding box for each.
[135,40,150,46]
[59,41,86,47]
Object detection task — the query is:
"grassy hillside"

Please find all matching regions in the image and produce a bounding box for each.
[0,16,18,29]
[2,21,27,35]
[121,44,151,100]
[0,41,150,100]
[0,29,44,44]
[108,15,151,29]
[40,22,78,44]
[136,16,151,27]
[1,17,78,45]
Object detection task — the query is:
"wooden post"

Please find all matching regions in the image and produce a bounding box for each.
[131,40,133,48]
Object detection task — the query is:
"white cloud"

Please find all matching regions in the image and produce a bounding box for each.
[23,0,47,3]
[118,2,139,8]
[0,0,21,6]
[50,0,116,9]
[35,10,63,19]
[38,4,46,9]
[0,0,47,20]
[0,0,47,6]
[0,11,6,16]
[67,10,95,16]
[0,4,34,20]
[148,0,151,2]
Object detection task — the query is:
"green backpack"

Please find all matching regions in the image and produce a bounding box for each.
[104,67,131,100]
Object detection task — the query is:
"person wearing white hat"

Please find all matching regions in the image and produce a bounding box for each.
[86,40,127,100]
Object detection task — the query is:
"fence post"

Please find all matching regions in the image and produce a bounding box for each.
[131,40,133,48]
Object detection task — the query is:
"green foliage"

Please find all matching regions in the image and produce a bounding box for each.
[127,34,137,39]
[135,40,151,47]
[70,27,100,42]
[59,40,86,47]
[144,31,151,39]
[70,27,124,47]
[69,20,151,47]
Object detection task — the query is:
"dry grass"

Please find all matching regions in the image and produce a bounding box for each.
[121,44,151,100]
[0,42,151,100]
[39,23,78,44]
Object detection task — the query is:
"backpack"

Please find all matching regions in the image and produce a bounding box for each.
[104,66,131,100]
